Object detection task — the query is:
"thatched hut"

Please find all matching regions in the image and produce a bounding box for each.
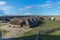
[10,16,44,28]
[10,18,26,27]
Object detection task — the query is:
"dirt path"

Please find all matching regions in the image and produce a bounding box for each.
[0,25,32,39]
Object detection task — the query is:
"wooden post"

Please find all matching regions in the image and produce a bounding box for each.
[35,31,40,40]
[0,31,2,40]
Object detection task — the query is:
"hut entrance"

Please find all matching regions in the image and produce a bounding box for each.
[19,20,26,27]
[10,18,26,28]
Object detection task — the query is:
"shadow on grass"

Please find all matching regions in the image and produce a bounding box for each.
[39,35,60,40]
[2,34,37,40]
[2,34,60,40]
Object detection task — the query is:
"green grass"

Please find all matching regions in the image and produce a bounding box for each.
[1,30,7,36]
[20,20,60,40]
[51,30,60,35]
[39,35,60,40]
[23,20,60,36]
[0,30,7,37]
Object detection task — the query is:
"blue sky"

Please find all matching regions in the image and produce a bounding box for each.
[0,0,60,16]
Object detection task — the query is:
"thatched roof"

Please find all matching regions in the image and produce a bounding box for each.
[10,18,25,25]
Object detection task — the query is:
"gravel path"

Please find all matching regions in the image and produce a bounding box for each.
[0,25,32,39]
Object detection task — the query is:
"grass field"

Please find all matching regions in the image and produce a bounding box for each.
[20,20,60,40]
[23,20,60,36]
[51,30,60,35]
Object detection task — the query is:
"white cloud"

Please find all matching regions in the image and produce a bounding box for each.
[0,6,12,14]
[0,6,11,11]
[3,11,10,14]
[20,5,32,10]
[56,2,60,4]
[0,1,11,14]
[46,1,52,3]
[37,1,60,8]
[38,4,52,8]
[0,1,6,6]
[0,1,13,15]
[24,13,32,15]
